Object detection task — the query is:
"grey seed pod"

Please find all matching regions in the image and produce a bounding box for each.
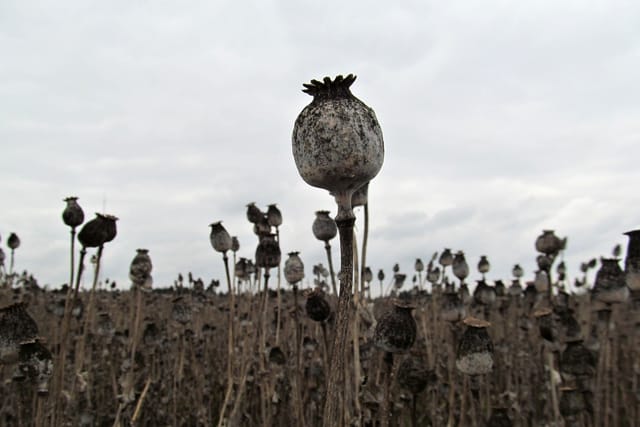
[209,221,232,253]
[456,317,494,375]
[129,249,153,287]
[284,251,304,284]
[312,210,337,242]
[255,234,281,269]
[62,196,85,228]
[266,204,283,228]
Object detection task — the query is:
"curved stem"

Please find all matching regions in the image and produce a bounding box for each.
[322,216,355,427]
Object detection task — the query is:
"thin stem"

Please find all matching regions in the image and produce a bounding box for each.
[325,241,338,295]
[380,352,393,427]
[217,252,235,427]
[360,202,369,298]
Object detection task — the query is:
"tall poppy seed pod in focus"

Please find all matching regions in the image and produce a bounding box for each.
[129,249,153,288]
[456,317,494,375]
[373,300,417,354]
[284,252,305,284]
[7,233,20,250]
[255,234,281,269]
[535,230,566,256]
[591,258,629,304]
[452,251,469,283]
[209,221,232,253]
[292,74,384,220]
[62,197,84,228]
[512,264,524,279]
[305,288,331,322]
[18,339,53,396]
[477,255,490,276]
[624,229,640,292]
[266,204,283,228]
[246,202,263,224]
[312,211,337,241]
[0,303,39,363]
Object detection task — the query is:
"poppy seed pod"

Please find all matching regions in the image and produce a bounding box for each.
[7,233,20,250]
[512,264,524,279]
[560,339,596,379]
[253,215,271,237]
[452,251,469,282]
[284,251,305,284]
[592,258,629,304]
[209,221,232,253]
[0,303,39,363]
[534,270,550,293]
[535,230,566,256]
[292,74,384,218]
[508,279,522,297]
[427,266,441,285]
[363,267,373,283]
[414,258,424,273]
[439,249,453,267]
[246,202,263,224]
[378,269,385,282]
[129,249,153,287]
[255,234,281,269]
[231,236,240,253]
[456,317,494,375]
[312,210,337,242]
[473,280,496,306]
[77,213,118,248]
[305,289,331,322]
[393,273,407,289]
[266,204,283,228]
[373,300,417,354]
[62,196,85,228]
[441,292,466,322]
[624,229,640,291]
[397,355,435,395]
[18,339,53,396]
[536,254,553,272]
[477,255,490,274]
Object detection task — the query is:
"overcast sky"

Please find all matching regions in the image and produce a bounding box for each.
[1,1,639,294]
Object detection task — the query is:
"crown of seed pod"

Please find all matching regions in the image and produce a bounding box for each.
[77,213,118,248]
[414,258,424,273]
[17,339,53,396]
[292,74,384,213]
[535,230,566,256]
[486,408,513,427]
[246,202,263,224]
[452,251,469,282]
[624,229,640,292]
[312,210,337,242]
[477,255,490,275]
[592,258,629,304]
[373,300,417,354]
[456,317,494,375]
[255,234,281,269]
[7,233,20,250]
[559,338,596,379]
[62,196,85,228]
[0,303,39,363]
[231,236,240,253]
[284,251,305,285]
[209,221,232,253]
[305,288,331,322]
[266,204,283,228]
[512,264,524,279]
[397,355,435,395]
[129,249,153,288]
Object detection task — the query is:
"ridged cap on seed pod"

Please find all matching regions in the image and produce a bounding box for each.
[266,204,283,228]
[77,213,118,248]
[591,258,629,304]
[18,339,53,396]
[477,256,490,274]
[255,234,281,269]
[623,229,640,291]
[7,233,20,250]
[129,249,153,287]
[373,299,417,353]
[452,251,469,282]
[560,339,596,379]
[62,196,84,228]
[231,236,240,253]
[486,408,513,427]
[312,210,337,242]
[284,251,305,284]
[0,303,39,363]
[456,317,494,375]
[512,264,524,279]
[305,288,331,322]
[397,355,435,395]
[246,202,263,224]
[350,182,369,208]
[209,221,232,253]
[292,74,384,200]
[535,230,566,256]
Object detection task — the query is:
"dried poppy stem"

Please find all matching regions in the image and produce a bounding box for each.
[380,351,393,427]
[217,252,235,427]
[352,231,362,422]
[324,241,338,295]
[131,377,152,423]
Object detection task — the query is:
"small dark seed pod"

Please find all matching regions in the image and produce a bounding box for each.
[560,339,596,379]
[255,234,281,269]
[305,289,331,322]
[0,303,39,363]
[312,210,337,242]
[268,346,286,366]
[397,355,435,395]
[591,258,629,304]
[266,204,283,228]
[439,248,453,267]
[373,300,417,354]
[246,202,263,224]
[7,233,20,250]
[62,196,85,228]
